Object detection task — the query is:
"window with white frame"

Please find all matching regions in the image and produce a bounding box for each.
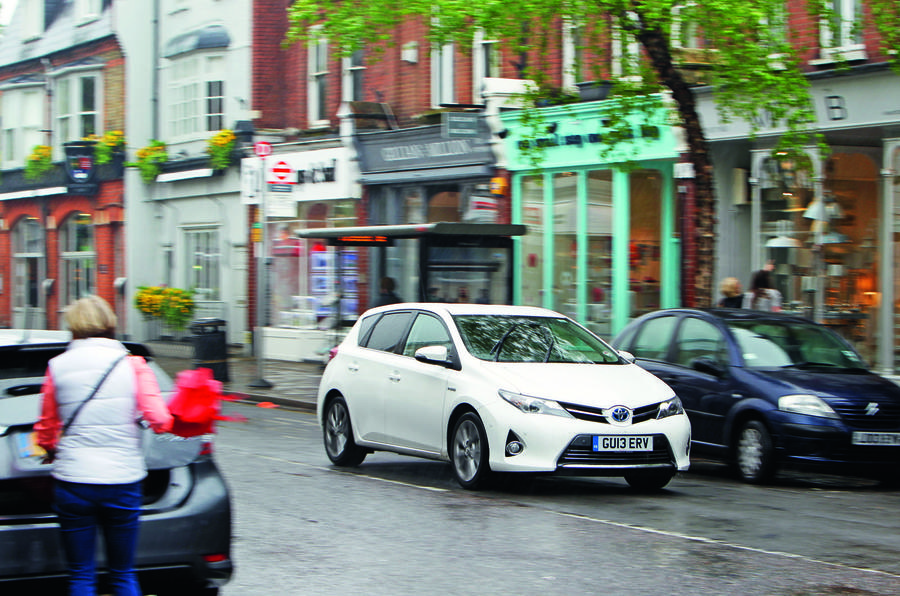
[186,228,221,301]
[562,20,583,90]
[22,0,45,40]
[473,29,500,101]
[611,24,641,79]
[75,0,102,22]
[168,53,226,139]
[55,72,100,151]
[1,85,45,168]
[308,32,329,125]
[59,213,96,305]
[671,3,702,50]
[342,50,365,103]
[821,0,864,53]
[431,42,455,107]
[12,217,44,310]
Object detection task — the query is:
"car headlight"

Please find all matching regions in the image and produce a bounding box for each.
[778,394,839,419]
[498,389,574,418]
[657,396,685,419]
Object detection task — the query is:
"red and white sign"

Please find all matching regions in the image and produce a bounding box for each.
[254,141,272,157]
[270,160,294,183]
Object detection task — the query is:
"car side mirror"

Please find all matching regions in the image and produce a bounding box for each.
[691,356,726,377]
[415,345,452,366]
[618,350,636,364]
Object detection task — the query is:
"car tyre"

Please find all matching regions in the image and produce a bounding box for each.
[450,412,493,490]
[323,396,367,466]
[735,420,775,483]
[624,470,675,491]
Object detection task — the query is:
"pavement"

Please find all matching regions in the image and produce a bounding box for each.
[148,341,322,413]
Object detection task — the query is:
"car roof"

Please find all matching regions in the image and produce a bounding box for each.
[0,329,73,347]
[364,302,566,318]
[640,307,819,325]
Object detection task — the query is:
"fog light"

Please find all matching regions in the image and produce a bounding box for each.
[505,430,525,456]
[506,440,524,456]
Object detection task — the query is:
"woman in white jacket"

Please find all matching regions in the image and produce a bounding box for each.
[36,296,173,596]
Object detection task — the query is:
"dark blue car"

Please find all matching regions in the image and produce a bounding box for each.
[612,308,900,484]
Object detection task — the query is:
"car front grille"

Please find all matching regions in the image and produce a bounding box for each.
[558,401,660,424]
[557,434,674,468]
[833,402,900,431]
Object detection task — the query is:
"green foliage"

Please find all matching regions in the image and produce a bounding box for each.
[24,145,54,180]
[285,0,841,155]
[126,140,168,183]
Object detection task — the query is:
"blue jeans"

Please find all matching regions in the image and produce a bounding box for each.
[54,480,143,596]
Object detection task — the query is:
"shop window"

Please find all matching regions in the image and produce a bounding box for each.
[553,172,577,316]
[427,188,460,222]
[520,176,545,307]
[59,213,96,306]
[629,170,662,318]
[12,217,44,312]
[587,170,613,336]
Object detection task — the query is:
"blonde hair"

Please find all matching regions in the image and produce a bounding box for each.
[64,295,117,339]
[719,277,742,298]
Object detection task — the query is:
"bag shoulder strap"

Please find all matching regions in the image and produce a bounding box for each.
[60,353,128,437]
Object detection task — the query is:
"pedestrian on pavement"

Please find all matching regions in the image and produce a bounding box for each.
[743,262,782,311]
[371,276,402,307]
[35,295,173,596]
[717,276,743,308]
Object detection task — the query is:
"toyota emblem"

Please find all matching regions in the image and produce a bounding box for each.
[610,406,631,424]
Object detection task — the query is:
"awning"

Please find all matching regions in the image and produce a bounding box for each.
[296,222,527,246]
[164,25,231,58]
[358,164,493,185]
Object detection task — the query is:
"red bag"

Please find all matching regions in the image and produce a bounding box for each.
[168,368,226,437]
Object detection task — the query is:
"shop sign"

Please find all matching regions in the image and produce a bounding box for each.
[241,146,358,204]
[63,141,99,196]
[357,125,494,173]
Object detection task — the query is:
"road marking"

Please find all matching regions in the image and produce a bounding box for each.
[552,510,900,579]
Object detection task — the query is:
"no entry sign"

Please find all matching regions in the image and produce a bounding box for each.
[271,160,293,183]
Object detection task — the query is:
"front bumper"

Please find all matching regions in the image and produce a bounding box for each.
[481,407,691,475]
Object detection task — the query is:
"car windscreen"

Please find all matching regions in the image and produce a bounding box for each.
[453,315,622,363]
[727,319,867,370]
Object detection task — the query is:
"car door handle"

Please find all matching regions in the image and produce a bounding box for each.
[347,364,359,372]
[388,374,401,383]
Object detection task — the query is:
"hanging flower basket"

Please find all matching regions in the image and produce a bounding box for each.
[206,129,236,170]
[24,145,54,180]
[127,140,168,182]
[86,130,126,165]
[135,285,195,330]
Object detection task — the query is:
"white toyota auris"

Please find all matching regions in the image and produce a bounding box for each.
[316,304,691,490]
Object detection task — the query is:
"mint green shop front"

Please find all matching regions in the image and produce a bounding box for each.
[499,98,684,339]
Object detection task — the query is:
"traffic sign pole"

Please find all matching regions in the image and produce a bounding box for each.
[250,151,273,389]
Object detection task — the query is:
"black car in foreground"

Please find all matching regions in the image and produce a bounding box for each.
[612,309,900,484]
[0,330,232,595]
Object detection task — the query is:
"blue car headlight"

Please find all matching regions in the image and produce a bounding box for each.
[499,389,574,418]
[778,394,839,419]
[657,396,685,419]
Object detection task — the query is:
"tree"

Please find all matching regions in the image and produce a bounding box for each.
[285,0,898,306]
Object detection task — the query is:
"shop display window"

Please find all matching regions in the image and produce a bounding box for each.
[587,169,613,335]
[759,151,880,363]
[520,175,544,307]
[629,170,662,318]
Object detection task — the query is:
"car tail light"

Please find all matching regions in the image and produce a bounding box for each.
[203,554,229,563]
[328,346,339,361]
